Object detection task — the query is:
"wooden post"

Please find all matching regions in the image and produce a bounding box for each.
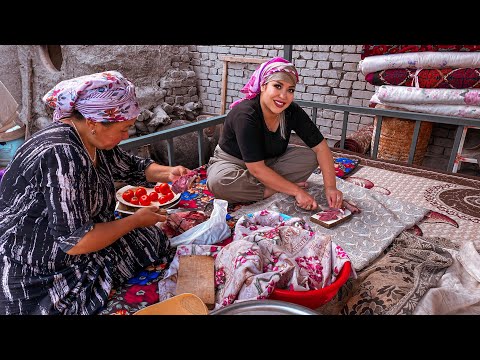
[219,56,265,115]
[220,60,228,115]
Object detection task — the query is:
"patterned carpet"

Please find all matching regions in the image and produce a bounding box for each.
[312,150,480,315]
[100,154,480,315]
[332,150,480,246]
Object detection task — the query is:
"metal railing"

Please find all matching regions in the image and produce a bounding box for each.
[296,101,480,172]
[119,102,480,172]
[119,115,226,166]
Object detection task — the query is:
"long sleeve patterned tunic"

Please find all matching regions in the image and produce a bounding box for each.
[0,122,170,314]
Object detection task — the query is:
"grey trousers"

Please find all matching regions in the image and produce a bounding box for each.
[206,145,318,203]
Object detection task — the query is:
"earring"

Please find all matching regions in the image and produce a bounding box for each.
[91,129,96,135]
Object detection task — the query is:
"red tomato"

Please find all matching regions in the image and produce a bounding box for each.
[157,183,171,195]
[163,191,174,201]
[135,187,147,198]
[139,194,151,206]
[122,189,134,202]
[148,192,159,202]
[154,185,162,193]
[158,195,168,204]
[130,196,139,205]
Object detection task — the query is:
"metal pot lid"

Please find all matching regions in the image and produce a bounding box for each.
[209,299,319,315]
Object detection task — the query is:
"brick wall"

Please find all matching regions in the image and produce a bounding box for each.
[189,45,459,171]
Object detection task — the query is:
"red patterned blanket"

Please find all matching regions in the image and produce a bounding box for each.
[361,45,480,59]
[365,68,480,88]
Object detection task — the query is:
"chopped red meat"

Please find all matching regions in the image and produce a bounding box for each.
[171,170,198,194]
[315,208,343,221]
[160,211,208,238]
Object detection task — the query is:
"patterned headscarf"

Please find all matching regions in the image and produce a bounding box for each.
[43,71,141,123]
[230,57,299,109]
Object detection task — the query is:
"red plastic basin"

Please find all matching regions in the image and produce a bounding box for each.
[269,261,352,309]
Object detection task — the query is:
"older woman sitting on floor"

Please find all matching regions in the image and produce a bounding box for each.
[0,71,189,315]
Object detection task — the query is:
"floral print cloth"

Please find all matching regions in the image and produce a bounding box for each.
[230,57,298,109]
[359,52,480,76]
[158,210,353,310]
[361,45,480,59]
[313,158,359,179]
[333,157,359,178]
[365,68,480,89]
[371,94,480,119]
[98,262,171,315]
[376,85,480,106]
[43,70,141,123]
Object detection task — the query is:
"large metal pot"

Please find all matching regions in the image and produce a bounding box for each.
[209,300,319,315]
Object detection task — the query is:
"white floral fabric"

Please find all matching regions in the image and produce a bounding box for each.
[157,210,353,310]
[358,52,480,75]
[371,94,480,119]
[376,85,480,106]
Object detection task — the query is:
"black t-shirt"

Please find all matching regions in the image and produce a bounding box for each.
[219,95,324,163]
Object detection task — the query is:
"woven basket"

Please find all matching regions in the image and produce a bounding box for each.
[372,105,433,165]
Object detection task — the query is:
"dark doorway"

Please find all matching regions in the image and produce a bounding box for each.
[39,45,63,72]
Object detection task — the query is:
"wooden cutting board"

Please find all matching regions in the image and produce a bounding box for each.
[175,255,215,310]
[310,209,353,229]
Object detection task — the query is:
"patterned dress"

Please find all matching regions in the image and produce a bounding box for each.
[0,122,170,314]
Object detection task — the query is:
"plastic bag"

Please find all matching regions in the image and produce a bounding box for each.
[170,199,230,247]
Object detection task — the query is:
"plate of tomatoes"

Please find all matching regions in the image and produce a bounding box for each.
[116,183,181,208]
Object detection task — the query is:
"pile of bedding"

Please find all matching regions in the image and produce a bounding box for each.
[359,45,480,118]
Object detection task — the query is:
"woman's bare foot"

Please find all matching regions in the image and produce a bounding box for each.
[263,186,277,199]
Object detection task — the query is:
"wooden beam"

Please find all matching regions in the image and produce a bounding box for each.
[219,56,265,115]
[219,55,265,64]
